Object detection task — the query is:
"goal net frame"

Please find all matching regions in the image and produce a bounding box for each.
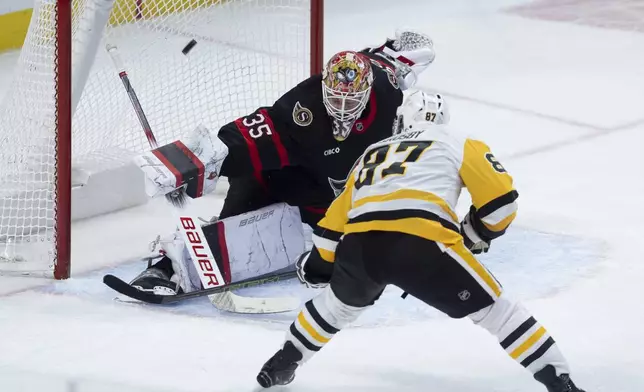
[3,0,324,279]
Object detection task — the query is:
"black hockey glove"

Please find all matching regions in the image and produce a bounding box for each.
[460,206,491,254]
[295,249,333,289]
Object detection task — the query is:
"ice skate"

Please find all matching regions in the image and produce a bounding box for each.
[129,264,179,296]
[256,341,302,388]
[534,365,586,392]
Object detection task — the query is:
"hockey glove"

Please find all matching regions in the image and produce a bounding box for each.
[460,206,491,254]
[366,30,435,90]
[296,250,332,289]
[134,125,229,199]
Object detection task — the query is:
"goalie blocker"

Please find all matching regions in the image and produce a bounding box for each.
[134,203,307,295]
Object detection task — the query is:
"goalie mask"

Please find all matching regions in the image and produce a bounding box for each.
[393,90,449,135]
[322,51,373,141]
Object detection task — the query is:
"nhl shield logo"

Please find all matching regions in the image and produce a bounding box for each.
[292,101,313,127]
[458,290,471,301]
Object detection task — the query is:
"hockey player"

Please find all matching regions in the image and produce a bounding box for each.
[255,91,586,392]
[129,31,448,295]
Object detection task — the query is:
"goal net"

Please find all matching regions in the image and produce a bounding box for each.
[0,0,324,278]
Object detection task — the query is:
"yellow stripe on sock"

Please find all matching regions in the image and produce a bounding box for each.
[297,312,330,344]
[510,326,546,359]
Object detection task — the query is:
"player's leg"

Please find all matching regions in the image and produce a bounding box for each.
[256,233,387,388]
[450,239,583,391]
[382,235,583,392]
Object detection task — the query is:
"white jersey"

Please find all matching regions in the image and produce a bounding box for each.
[312,125,518,262]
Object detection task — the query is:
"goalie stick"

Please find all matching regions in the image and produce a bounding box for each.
[105,44,299,314]
[103,269,299,306]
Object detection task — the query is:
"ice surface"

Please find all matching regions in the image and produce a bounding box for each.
[1,0,643,391]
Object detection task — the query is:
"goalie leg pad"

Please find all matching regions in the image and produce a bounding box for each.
[149,203,307,293]
[204,203,306,283]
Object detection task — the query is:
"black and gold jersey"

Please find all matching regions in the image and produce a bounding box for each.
[312,125,519,263]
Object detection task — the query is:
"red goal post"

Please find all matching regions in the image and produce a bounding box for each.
[55,0,73,279]
[0,0,324,279]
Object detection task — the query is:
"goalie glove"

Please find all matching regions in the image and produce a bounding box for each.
[295,250,333,289]
[133,125,228,199]
[366,30,436,90]
[460,206,491,254]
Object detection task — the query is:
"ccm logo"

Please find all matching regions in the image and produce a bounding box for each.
[239,210,275,227]
[324,147,340,156]
[180,217,220,288]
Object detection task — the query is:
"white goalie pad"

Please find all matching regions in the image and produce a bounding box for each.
[215,203,307,282]
[161,203,308,292]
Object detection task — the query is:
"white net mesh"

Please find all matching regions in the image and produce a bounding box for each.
[0,0,317,277]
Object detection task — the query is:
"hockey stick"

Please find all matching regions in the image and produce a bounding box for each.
[103,269,299,306]
[105,44,299,313]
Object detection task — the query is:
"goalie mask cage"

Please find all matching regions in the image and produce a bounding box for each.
[0,0,324,279]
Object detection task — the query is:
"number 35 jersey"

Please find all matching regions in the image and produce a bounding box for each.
[313,125,519,262]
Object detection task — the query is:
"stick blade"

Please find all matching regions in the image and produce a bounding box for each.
[103,274,165,304]
[209,291,300,314]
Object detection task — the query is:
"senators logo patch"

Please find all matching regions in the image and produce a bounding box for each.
[292,101,313,127]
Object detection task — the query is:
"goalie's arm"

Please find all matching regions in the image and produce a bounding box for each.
[134,104,296,199]
[217,106,295,180]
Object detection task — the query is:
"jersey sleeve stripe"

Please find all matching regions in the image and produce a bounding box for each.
[233,118,265,185]
[313,235,338,254]
[481,201,519,226]
[316,248,336,263]
[477,190,519,218]
[483,212,517,233]
[313,226,343,242]
[259,108,290,168]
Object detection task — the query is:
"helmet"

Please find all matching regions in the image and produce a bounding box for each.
[393,90,449,135]
[322,51,373,141]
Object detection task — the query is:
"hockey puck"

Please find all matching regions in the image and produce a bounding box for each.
[182,39,197,55]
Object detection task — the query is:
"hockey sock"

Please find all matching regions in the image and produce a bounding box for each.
[469,294,570,377]
[285,286,366,363]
